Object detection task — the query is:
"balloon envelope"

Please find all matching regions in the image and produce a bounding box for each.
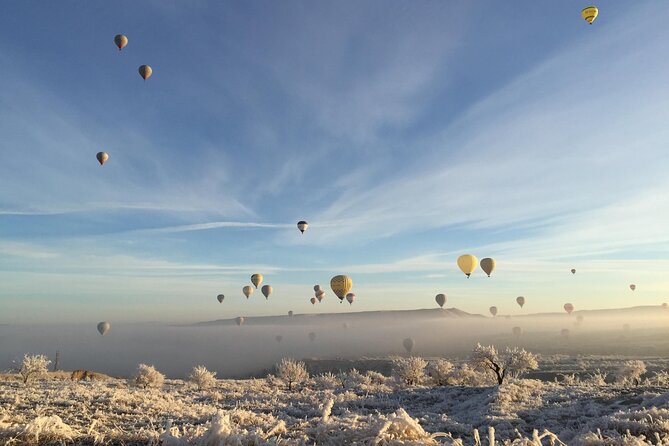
[235,317,244,326]
[297,221,308,234]
[96,152,109,165]
[630,284,636,291]
[435,294,447,308]
[138,65,152,80]
[217,294,224,303]
[571,268,576,274]
[97,322,110,336]
[288,310,294,317]
[314,285,322,292]
[310,297,317,305]
[512,326,522,337]
[489,306,498,317]
[581,6,598,24]
[564,303,574,314]
[403,337,414,354]
[251,274,263,289]
[243,286,253,299]
[315,291,325,303]
[114,34,128,50]
[516,296,525,308]
[480,258,496,277]
[457,254,478,277]
[330,275,353,301]
[261,285,273,299]
[346,292,355,304]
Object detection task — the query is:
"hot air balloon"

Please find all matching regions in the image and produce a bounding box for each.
[435,294,447,308]
[297,221,309,234]
[561,328,570,339]
[403,337,414,354]
[581,6,598,24]
[662,303,668,309]
[571,268,576,274]
[457,254,478,278]
[114,34,128,51]
[288,310,294,317]
[308,332,316,342]
[629,284,636,291]
[97,322,110,336]
[480,258,496,277]
[516,296,525,308]
[564,303,574,314]
[310,297,317,305]
[217,294,225,303]
[251,274,263,289]
[489,306,498,317]
[512,326,522,338]
[330,275,352,303]
[243,286,253,299]
[138,65,152,80]
[96,152,109,166]
[261,285,273,299]
[346,293,355,305]
[314,285,322,292]
[315,289,325,302]
[235,317,245,326]
[275,335,283,343]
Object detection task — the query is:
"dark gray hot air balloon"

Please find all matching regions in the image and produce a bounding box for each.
[435,294,446,308]
[217,294,224,303]
[297,221,309,234]
[261,285,273,299]
[97,322,111,336]
[403,337,414,354]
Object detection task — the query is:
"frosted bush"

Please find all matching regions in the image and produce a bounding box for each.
[427,359,454,386]
[313,372,339,390]
[586,369,608,386]
[469,344,538,385]
[392,356,427,386]
[133,363,165,389]
[188,365,217,390]
[275,358,308,391]
[19,415,79,443]
[19,354,51,384]
[559,373,580,386]
[647,370,669,386]
[365,370,387,385]
[616,360,646,386]
[448,363,495,387]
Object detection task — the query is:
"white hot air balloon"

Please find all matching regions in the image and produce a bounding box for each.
[97,322,111,336]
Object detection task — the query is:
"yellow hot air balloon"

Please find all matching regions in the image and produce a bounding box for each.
[138,65,152,80]
[114,34,128,51]
[480,258,496,277]
[581,6,598,24]
[243,286,253,299]
[457,254,478,278]
[330,275,352,303]
[251,274,263,289]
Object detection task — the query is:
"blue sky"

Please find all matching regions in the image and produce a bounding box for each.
[1,1,668,324]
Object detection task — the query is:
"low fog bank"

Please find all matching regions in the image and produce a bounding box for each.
[2,305,668,378]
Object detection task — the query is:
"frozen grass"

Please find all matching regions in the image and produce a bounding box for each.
[1,365,669,444]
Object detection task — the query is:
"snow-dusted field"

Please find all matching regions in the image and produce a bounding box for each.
[2,358,669,445]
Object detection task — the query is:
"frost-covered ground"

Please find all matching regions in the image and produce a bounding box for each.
[2,361,669,445]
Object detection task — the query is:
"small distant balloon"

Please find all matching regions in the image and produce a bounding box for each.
[571,268,576,274]
[297,221,309,234]
[314,285,322,292]
[435,294,447,308]
[96,152,109,166]
[235,316,244,326]
[310,297,317,305]
[561,328,570,339]
[217,294,224,303]
[97,322,110,336]
[114,34,128,51]
[489,306,498,317]
[564,303,574,314]
[662,303,668,309]
[457,254,478,278]
[516,296,525,308]
[581,6,598,24]
[576,314,584,324]
[403,337,414,354]
[346,292,355,305]
[261,284,273,299]
[512,326,522,338]
[629,284,636,291]
[275,335,283,343]
[288,310,294,317]
[251,274,263,289]
[480,258,496,277]
[243,286,253,299]
[138,65,152,80]
[308,332,316,342]
[315,289,325,302]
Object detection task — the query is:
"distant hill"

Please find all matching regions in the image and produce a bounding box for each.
[194,305,669,327]
[194,307,484,326]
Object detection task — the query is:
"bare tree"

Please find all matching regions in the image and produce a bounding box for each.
[19,354,51,384]
[134,364,165,390]
[276,358,308,391]
[188,365,217,391]
[469,344,538,385]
